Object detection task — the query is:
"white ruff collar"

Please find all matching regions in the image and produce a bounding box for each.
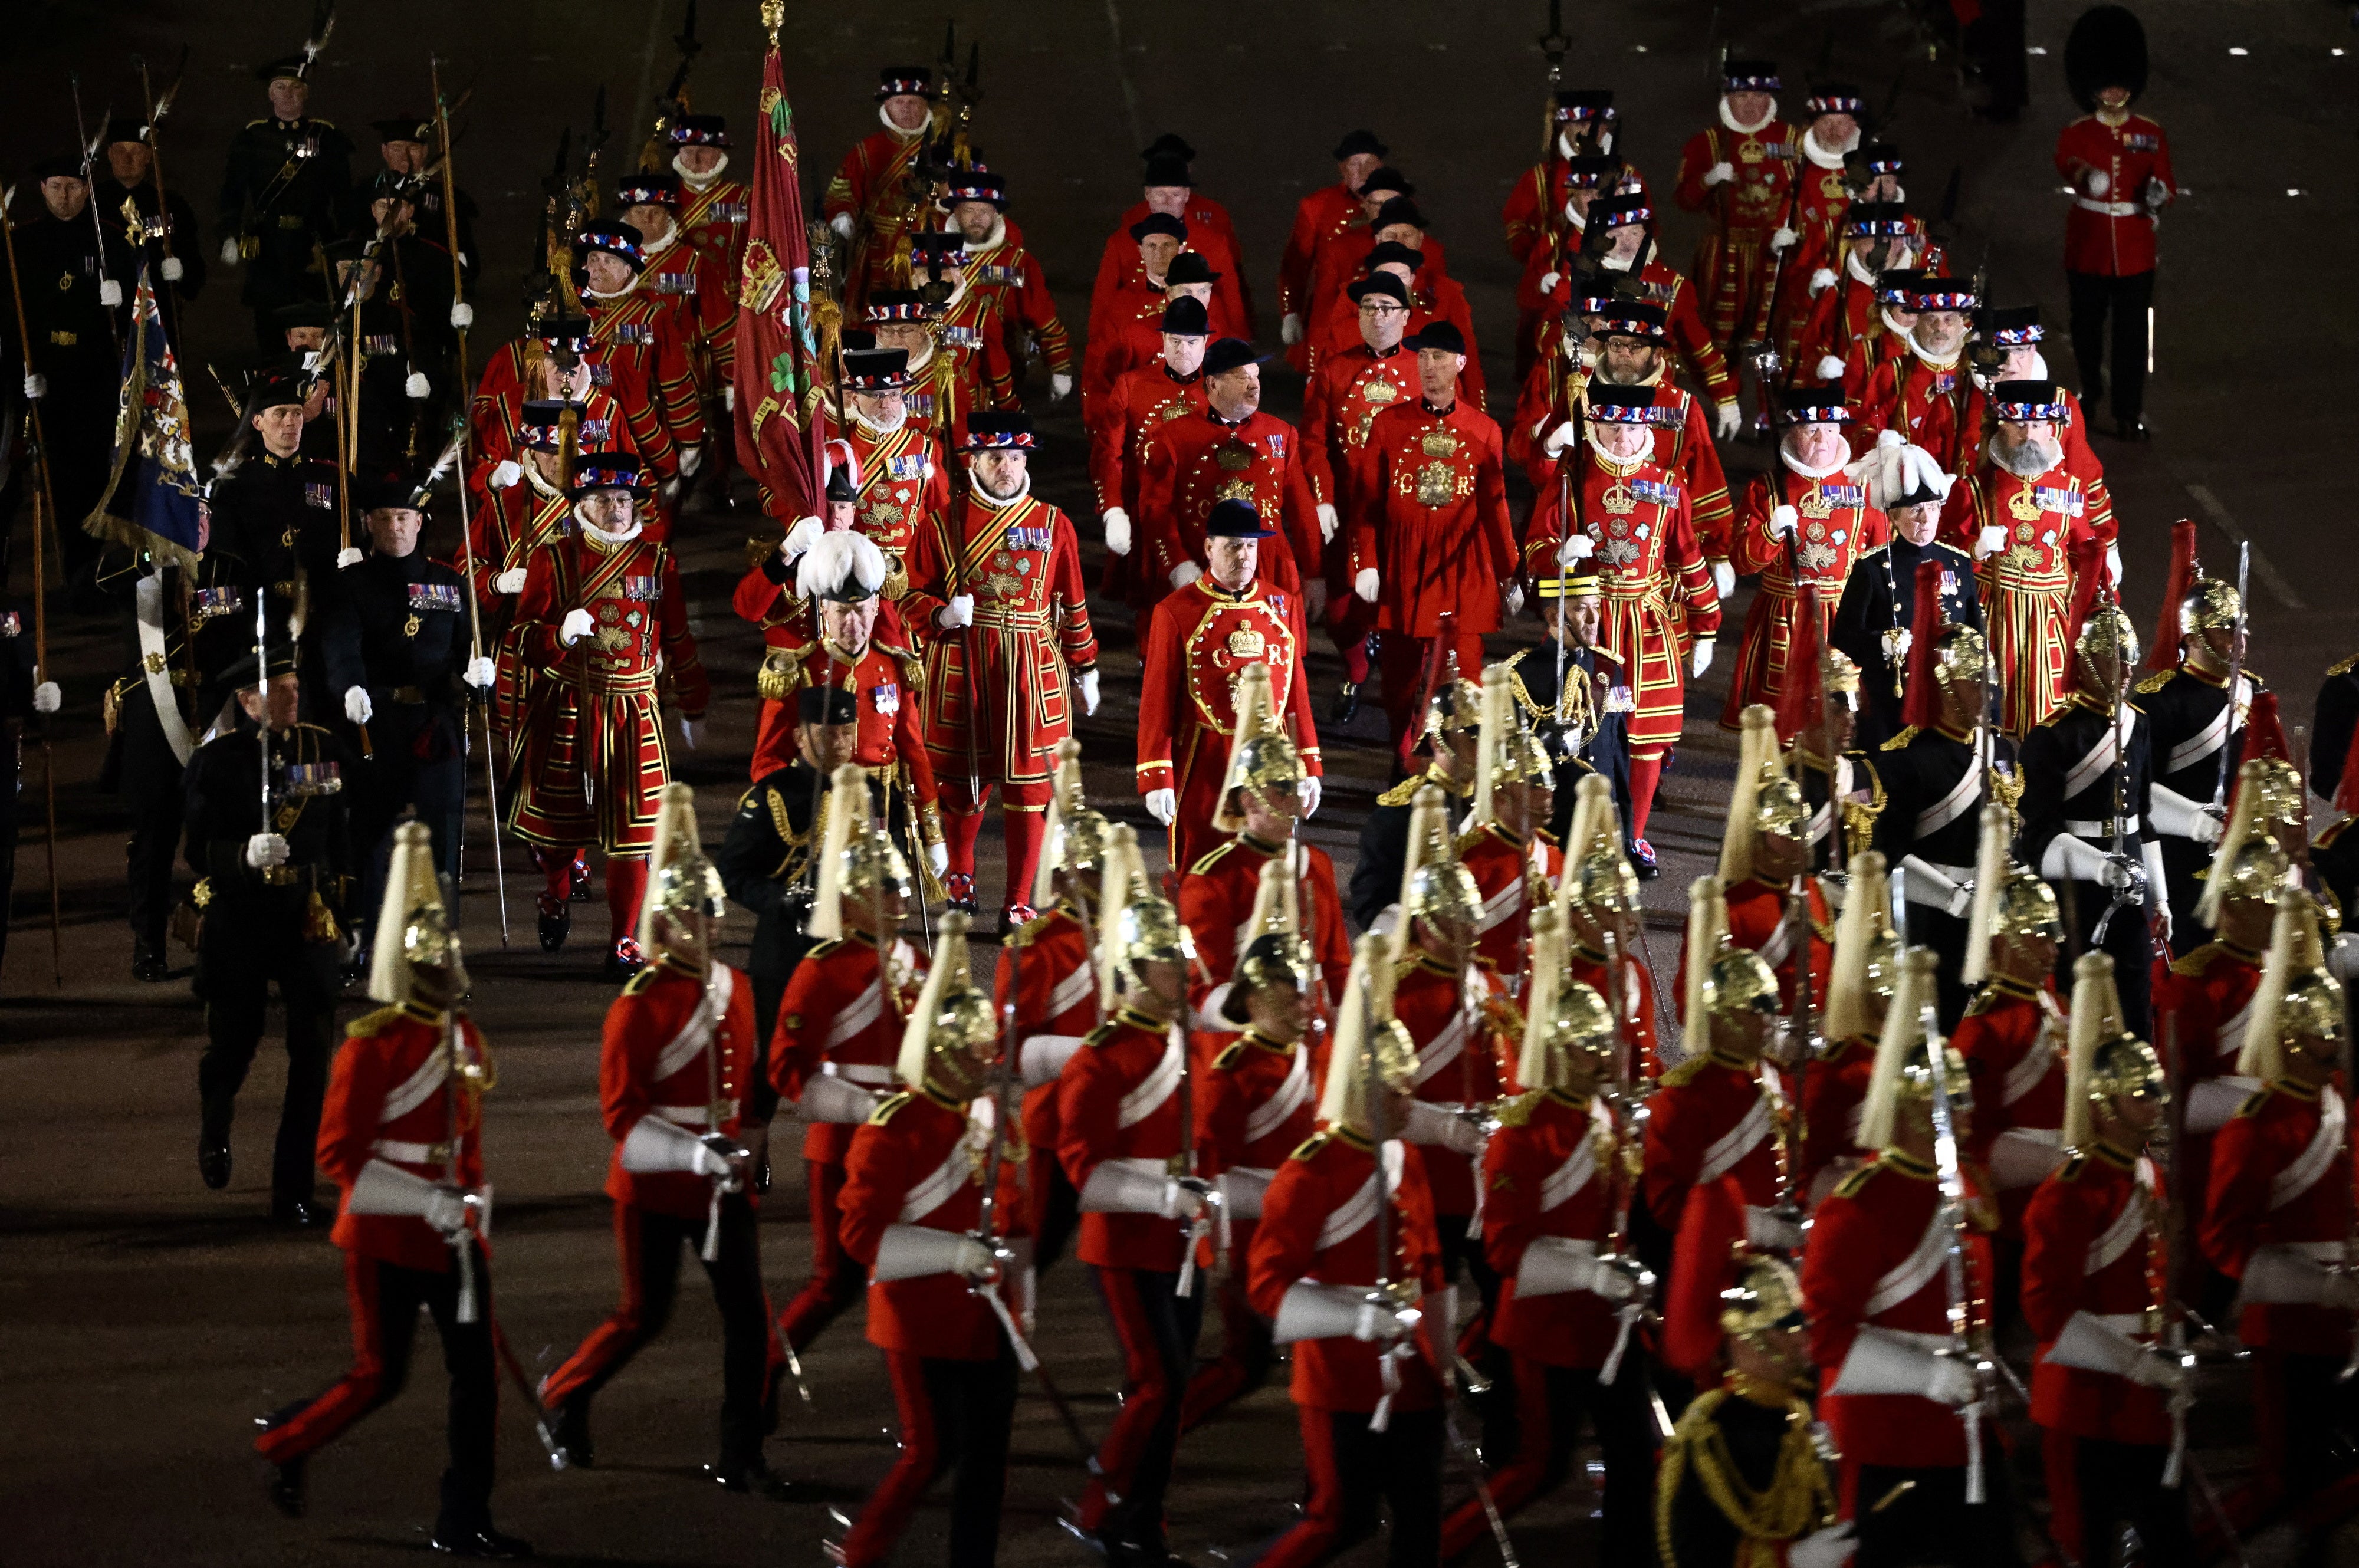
[640,226,678,260]
[583,518,644,546]
[879,103,925,140]
[1802,126,1855,169]
[672,150,730,189]
[971,472,1033,508]
[1907,333,1962,372]
[852,402,907,436]
[1781,439,1854,479]
[962,213,1007,254]
[1719,97,1776,135]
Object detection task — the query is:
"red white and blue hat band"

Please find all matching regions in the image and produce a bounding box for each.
[1911,288,1977,311]
[1596,200,1653,228]
[577,228,646,266]
[961,427,1037,452]
[944,176,1003,205]
[877,74,932,98]
[1988,323,2043,346]
[865,299,930,323]
[1594,309,1666,342]
[1723,70,1782,91]
[1993,397,2066,421]
[1554,101,1616,123]
[572,462,647,491]
[1805,93,1866,114]
[1781,400,1851,425]
[1849,215,1913,236]
[845,366,914,391]
[616,179,679,208]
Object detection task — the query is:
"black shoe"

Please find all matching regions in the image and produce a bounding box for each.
[547,1396,593,1469]
[2116,415,2150,442]
[1630,838,1661,881]
[1329,680,1360,725]
[705,1454,790,1497]
[265,1455,307,1518]
[536,894,570,952]
[431,1524,534,1559]
[270,1196,328,1228]
[568,855,594,903]
[133,942,172,982]
[199,1139,232,1191]
[602,938,648,984]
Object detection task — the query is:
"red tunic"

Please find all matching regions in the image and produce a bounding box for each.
[317,1004,491,1274]
[770,931,926,1165]
[741,626,936,808]
[1693,876,1835,1019]
[919,278,1020,419]
[1486,1091,1625,1370]
[1569,942,1663,1086]
[1247,1130,1448,1413]
[819,413,951,593]
[1515,376,1735,558]
[1201,1031,1320,1273]
[1302,229,1456,367]
[1938,449,2111,737]
[1770,137,1865,357]
[2022,1145,2172,1444]
[2153,938,2265,1217]
[1004,906,1101,1234]
[1858,351,1981,478]
[1643,1050,1786,1230]
[1345,397,1514,637]
[1672,116,1800,347]
[1137,409,1322,605]
[1300,341,1420,511]
[2200,1080,2355,1357]
[961,227,1075,395]
[1090,222,1252,351]
[469,338,679,489]
[643,232,737,385]
[1540,258,1736,408]
[675,173,751,292]
[1178,834,1353,1023]
[598,958,757,1219]
[1309,271,1487,410]
[1798,1034,1878,1198]
[1722,463,1890,728]
[2054,113,2176,277]
[1951,978,2068,1233]
[1057,1007,1201,1273]
[1088,363,1208,518]
[839,1088,1029,1361]
[1460,824,1557,987]
[1395,954,1508,1218]
[582,282,706,450]
[821,126,929,308]
[1280,184,1364,330]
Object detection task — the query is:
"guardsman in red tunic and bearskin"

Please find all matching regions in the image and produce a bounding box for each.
[502,455,709,977]
[1442,914,1656,1565]
[2021,956,2191,1568]
[1246,932,1451,1567]
[1006,745,1110,1278]
[1803,850,1903,1201]
[574,222,708,476]
[1680,709,1833,1020]
[471,313,680,501]
[941,169,1076,408]
[1279,130,1389,357]
[616,172,736,402]
[254,827,529,1559]
[1345,322,1514,753]
[2199,903,2359,1526]
[1056,829,1215,1564]
[1526,380,1721,872]
[1182,863,1327,1432]
[767,777,928,1357]
[1674,58,1798,353]
[832,915,1032,1568]
[903,411,1100,929]
[537,787,778,1493]
[1938,379,2114,737]
[1723,387,1890,729]
[822,66,938,315]
[1091,296,1210,609]
[1136,502,1325,876]
[662,115,752,291]
[1857,277,1983,478]
[1802,948,2009,1568]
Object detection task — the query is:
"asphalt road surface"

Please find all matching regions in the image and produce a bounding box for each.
[1,1,2355,1563]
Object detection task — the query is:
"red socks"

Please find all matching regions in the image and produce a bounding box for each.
[1628,756,1663,841]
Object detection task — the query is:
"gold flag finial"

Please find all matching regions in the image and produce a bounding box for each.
[761,0,784,44]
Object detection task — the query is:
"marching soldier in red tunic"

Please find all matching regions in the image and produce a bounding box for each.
[1299,179,1460,377]
[833,915,1030,1568]
[903,412,1100,927]
[1308,241,1485,411]
[906,231,1023,421]
[1090,162,1252,357]
[1674,58,1798,353]
[1802,948,2009,1568]
[1503,92,1644,377]
[574,223,708,474]
[823,66,938,314]
[537,787,778,1493]
[1458,668,1562,990]
[1089,295,1210,575]
[468,399,607,731]
[768,777,928,1357]
[1085,229,1233,423]
[501,455,710,976]
[941,169,1076,407]
[1764,90,1870,360]
[1686,709,1832,1015]
[2022,956,2189,1568]
[662,115,752,288]
[1790,207,1942,400]
[1246,932,1450,1568]
[616,172,736,397]
[866,288,995,452]
[1559,780,1664,1083]
[1546,193,1739,430]
[1056,829,1213,1564]
[1138,543,1326,877]
[1107,133,1253,327]
[254,827,528,1558]
[471,314,681,497]
[1527,380,1723,869]
[1803,850,1902,1200]
[1279,130,1390,356]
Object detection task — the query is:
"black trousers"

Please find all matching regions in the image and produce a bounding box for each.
[257,1244,500,1533]
[539,1195,771,1459]
[1082,1265,1204,1552]
[843,1345,1020,1568]
[2066,269,2156,424]
[114,690,187,957]
[2273,1349,2359,1501]
[353,707,466,949]
[1854,1441,2023,1568]
[1437,1217,1512,1455]
[1247,1405,1444,1568]
[2058,876,2156,1039]
[196,933,341,1204]
[2046,1434,2192,1568]
[1454,1357,1655,1567]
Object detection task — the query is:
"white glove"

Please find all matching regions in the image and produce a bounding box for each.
[1769,503,1799,538]
[2099,854,2140,893]
[1280,312,1303,346]
[1557,533,1595,564]
[679,714,702,750]
[160,255,185,282]
[405,371,431,400]
[1145,788,1178,826]
[1408,1099,1487,1155]
[1815,354,1847,382]
[1976,524,2009,559]
[1316,502,1339,544]
[1539,270,1562,294]
[1077,669,1100,715]
[1703,161,1735,187]
[221,236,242,266]
[691,1138,742,1179]
[344,686,374,725]
[1714,400,1741,439]
[2127,1348,2189,1393]
[1924,1355,1979,1408]
[1713,560,1737,599]
[98,278,123,308]
[724,383,735,412]
[22,373,47,399]
[245,832,291,869]
[31,681,61,714]
[1354,1300,1418,1342]
[2192,808,2226,847]
[1102,507,1132,557]
[781,514,826,561]
[449,300,474,330]
[1504,583,1526,617]
[1692,640,1715,678]
[336,547,363,569]
[464,655,496,690]
[679,445,704,477]
[1883,627,1913,663]
[1161,1179,1207,1221]
[1169,562,1203,590]
[830,211,856,240]
[2087,170,2112,198]
[1769,226,1799,252]
[1944,882,1974,919]
[420,1186,471,1237]
[560,607,595,646]
[1808,267,1838,297]
[489,459,523,490]
[1050,373,1074,402]
[937,594,974,630]
[493,566,528,595]
[1353,567,1379,603]
[2106,543,2123,584]
[928,841,949,878]
[1790,1522,1857,1568]
[1299,775,1322,817]
[1542,420,1578,458]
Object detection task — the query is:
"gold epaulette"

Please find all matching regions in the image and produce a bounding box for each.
[2167,942,2227,978]
[2234,1086,2272,1120]
[1452,825,1488,857]
[2327,652,2359,678]
[1082,1019,1121,1048]
[1659,1053,1713,1089]
[882,642,926,696]
[1831,1162,1881,1200]
[806,938,845,960]
[1963,984,2002,1018]
[346,1004,409,1039]
[1212,1041,1247,1070]
[2134,669,2174,695]
[1494,1089,1542,1128]
[868,1089,915,1126]
[623,966,660,996]
[1188,841,1238,877]
[2056,1151,2091,1182]
[1289,1129,1335,1162]
[1878,725,1921,752]
[1376,775,1425,808]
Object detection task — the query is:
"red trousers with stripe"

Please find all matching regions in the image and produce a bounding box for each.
[837,1346,1018,1568]
[1076,1265,1203,1547]
[1180,1217,1274,1432]
[777,1159,867,1350]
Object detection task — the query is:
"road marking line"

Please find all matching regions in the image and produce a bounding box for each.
[2185,484,2305,612]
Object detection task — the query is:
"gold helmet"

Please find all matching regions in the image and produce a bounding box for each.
[1966,803,2061,985]
[1859,948,1971,1148]
[809,764,914,941]
[1823,850,1895,1043]
[1224,858,1315,1025]
[2179,573,2240,636]
[1471,665,1554,831]
[1517,903,1614,1092]
[1394,785,1479,956]
[2075,600,2140,667]
[1032,739,1111,909]
[1212,663,1308,835]
[636,783,727,954]
[2197,759,2298,928]
[369,821,468,1002]
[1703,947,1780,1033]
[2244,758,2306,833]
[2238,894,2340,1079]
[1424,668,1484,743]
[1753,766,1808,840]
[1679,875,1734,1059]
[1719,1251,1809,1344]
[895,910,997,1094]
[1318,932,1420,1132]
[1096,824,1192,1008]
[1559,774,1639,927]
[1824,646,1862,698]
[1717,705,1789,884]
[2279,968,2347,1048]
[1932,621,1989,691]
[2062,1030,2166,1149]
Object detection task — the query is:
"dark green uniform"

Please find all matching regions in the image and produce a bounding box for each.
[216,114,353,350]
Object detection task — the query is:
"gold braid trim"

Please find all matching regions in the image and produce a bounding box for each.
[1655,1383,1836,1568]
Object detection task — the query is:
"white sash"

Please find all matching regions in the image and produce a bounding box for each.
[1045,962,1095,1020]
[1757,917,1798,971]
[2000,1037,2056,1107]
[1118,1031,1184,1127]
[134,573,198,766]
[2270,1087,2347,1211]
[2166,703,2232,775]
[1414,1005,1474,1087]
[898,1132,978,1223]
[1697,1091,1773,1184]
[1020,1033,1086,1089]
[824,979,886,1048]
[2215,995,2255,1066]
[381,1050,449,1125]
[2086,1166,2153,1274]
[1244,1048,1310,1145]
[1539,1132,1599,1212]
[2063,725,2122,800]
[1866,1207,1954,1316]
[1476,880,1520,935]
[1915,760,1981,839]
[1315,1139,1405,1252]
[653,968,736,1080]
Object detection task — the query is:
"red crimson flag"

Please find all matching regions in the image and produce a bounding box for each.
[731,26,827,520]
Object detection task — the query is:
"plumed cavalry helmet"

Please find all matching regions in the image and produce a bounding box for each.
[2197,758,2298,928]
[1213,662,1307,835]
[807,764,914,942]
[1096,824,1193,1010]
[1470,665,1553,832]
[1516,904,1617,1092]
[1859,948,1972,1148]
[1704,948,1780,1028]
[1316,933,1420,1131]
[1396,785,1480,940]
[1032,738,1110,910]
[1558,774,1640,921]
[636,784,727,952]
[1225,859,1314,1025]
[1720,1251,1809,1343]
[895,912,998,1097]
[2074,599,2140,668]
[370,821,468,1001]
